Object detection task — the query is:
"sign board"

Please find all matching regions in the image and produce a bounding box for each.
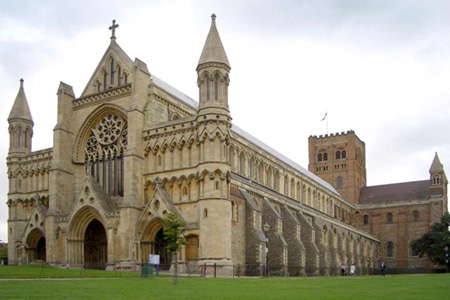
[149,254,160,265]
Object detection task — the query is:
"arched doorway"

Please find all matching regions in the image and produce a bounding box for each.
[36,237,46,261]
[185,235,199,261]
[26,229,46,263]
[141,219,170,269]
[84,219,107,269]
[154,229,169,266]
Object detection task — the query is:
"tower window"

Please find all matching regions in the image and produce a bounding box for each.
[342,150,347,159]
[318,153,322,162]
[386,242,394,258]
[363,214,369,225]
[413,211,419,221]
[336,176,343,188]
[432,175,441,185]
[207,79,210,101]
[387,213,393,223]
[323,153,328,161]
[214,77,218,100]
[335,151,341,159]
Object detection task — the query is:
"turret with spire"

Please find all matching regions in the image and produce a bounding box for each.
[196,14,231,117]
[8,79,33,155]
[429,152,447,194]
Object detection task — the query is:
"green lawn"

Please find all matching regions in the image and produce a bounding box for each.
[0,273,449,300]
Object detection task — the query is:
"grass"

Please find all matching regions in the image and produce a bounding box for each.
[0,268,449,300]
[0,264,141,278]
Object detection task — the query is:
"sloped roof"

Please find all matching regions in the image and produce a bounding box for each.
[197,14,230,69]
[8,79,33,123]
[150,74,341,197]
[359,180,430,205]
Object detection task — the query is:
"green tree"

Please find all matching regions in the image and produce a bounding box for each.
[410,212,450,266]
[163,211,186,285]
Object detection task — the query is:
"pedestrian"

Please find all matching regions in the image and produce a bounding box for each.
[350,264,355,276]
[380,262,386,277]
[340,264,346,276]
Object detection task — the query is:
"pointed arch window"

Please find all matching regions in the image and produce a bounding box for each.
[117,66,122,85]
[318,153,322,162]
[336,151,341,159]
[214,76,219,101]
[18,127,22,147]
[110,58,115,85]
[342,150,347,159]
[103,71,108,91]
[206,77,210,101]
[85,113,127,196]
[387,213,393,223]
[363,214,369,225]
[386,242,394,258]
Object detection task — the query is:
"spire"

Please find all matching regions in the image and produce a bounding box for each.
[8,79,33,124]
[197,14,230,71]
[429,152,444,173]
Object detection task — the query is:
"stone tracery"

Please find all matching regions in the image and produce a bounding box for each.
[85,113,127,196]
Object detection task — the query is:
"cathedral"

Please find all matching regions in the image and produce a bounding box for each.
[6,15,447,275]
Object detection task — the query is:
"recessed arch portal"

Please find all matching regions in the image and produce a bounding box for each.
[26,228,46,263]
[84,219,107,269]
[140,218,170,268]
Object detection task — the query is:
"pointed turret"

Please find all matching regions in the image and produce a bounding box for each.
[8,79,33,154]
[429,152,447,187]
[429,152,444,173]
[197,14,231,117]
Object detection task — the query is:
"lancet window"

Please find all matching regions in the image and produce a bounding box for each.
[85,113,127,196]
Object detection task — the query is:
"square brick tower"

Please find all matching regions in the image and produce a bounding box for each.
[308,130,366,204]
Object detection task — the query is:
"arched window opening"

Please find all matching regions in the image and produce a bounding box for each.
[206,78,210,101]
[323,153,328,161]
[84,113,127,197]
[103,71,107,91]
[413,211,419,221]
[386,242,394,258]
[363,214,369,225]
[123,72,128,84]
[214,76,219,101]
[337,176,343,188]
[117,66,122,85]
[204,209,208,218]
[432,175,441,185]
[342,150,347,159]
[110,57,115,85]
[335,151,341,159]
[387,213,393,223]
[18,127,22,147]
[318,153,322,162]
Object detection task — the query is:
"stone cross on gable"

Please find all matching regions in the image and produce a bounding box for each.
[109,20,119,40]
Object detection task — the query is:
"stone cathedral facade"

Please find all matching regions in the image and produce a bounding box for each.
[7,15,442,275]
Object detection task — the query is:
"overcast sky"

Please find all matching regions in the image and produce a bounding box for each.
[1,0,449,242]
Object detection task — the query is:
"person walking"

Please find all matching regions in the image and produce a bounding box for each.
[350,264,356,276]
[340,264,346,276]
[380,262,387,277]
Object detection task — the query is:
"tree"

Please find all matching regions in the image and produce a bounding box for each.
[163,211,186,285]
[410,212,450,266]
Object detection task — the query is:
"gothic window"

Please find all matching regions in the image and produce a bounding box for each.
[432,175,441,185]
[84,113,127,197]
[206,78,210,101]
[363,214,369,225]
[411,247,417,257]
[103,71,107,91]
[110,58,115,85]
[117,66,122,85]
[386,242,394,257]
[318,153,322,162]
[387,213,393,223]
[18,127,22,147]
[337,176,343,188]
[413,211,419,221]
[214,76,219,100]
[342,150,347,159]
[335,151,341,159]
[124,72,128,84]
[323,153,328,161]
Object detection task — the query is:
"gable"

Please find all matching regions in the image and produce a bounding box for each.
[81,41,134,97]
